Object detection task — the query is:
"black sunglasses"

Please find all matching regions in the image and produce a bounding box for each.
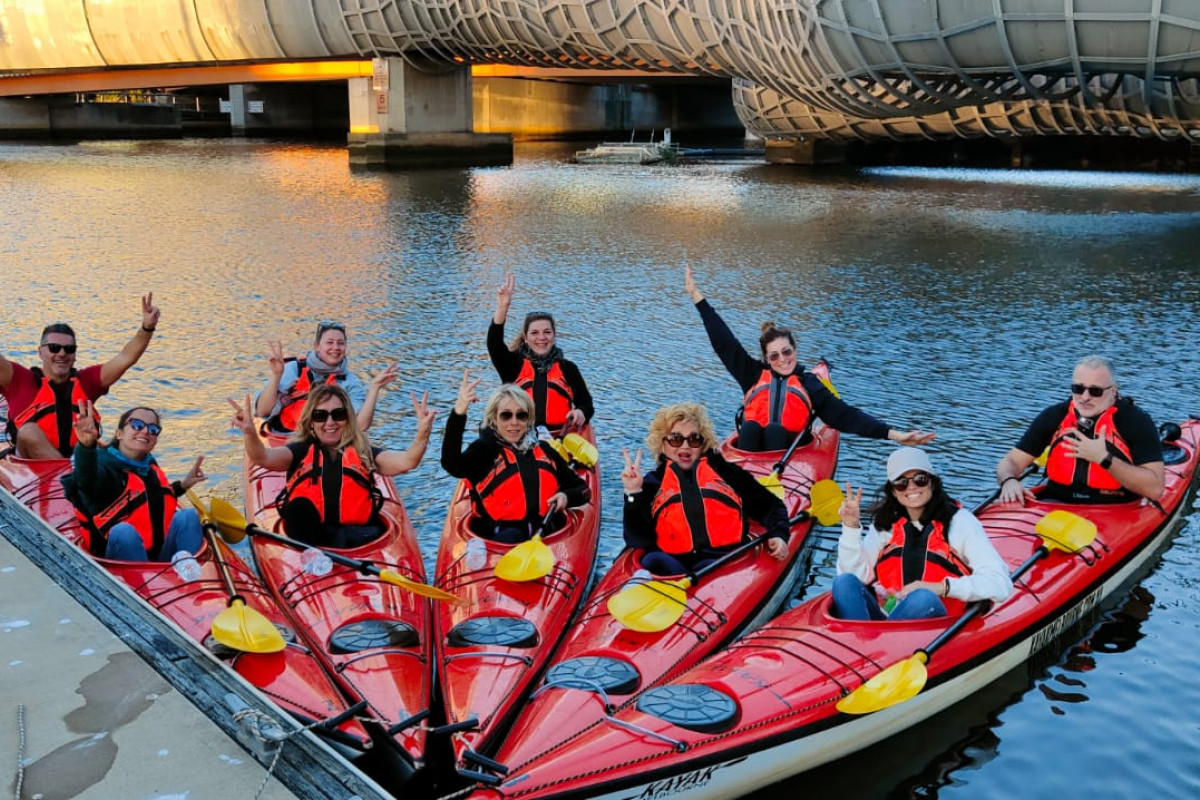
[1071,383,1112,398]
[311,407,349,423]
[317,321,346,336]
[891,473,932,491]
[498,410,531,422]
[126,418,162,436]
[663,432,705,448]
[42,343,78,355]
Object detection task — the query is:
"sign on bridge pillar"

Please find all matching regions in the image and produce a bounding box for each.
[348,56,511,169]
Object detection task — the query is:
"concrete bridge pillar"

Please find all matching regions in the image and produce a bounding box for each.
[348,57,512,169]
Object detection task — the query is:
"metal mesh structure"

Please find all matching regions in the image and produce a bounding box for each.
[2,1,1200,141]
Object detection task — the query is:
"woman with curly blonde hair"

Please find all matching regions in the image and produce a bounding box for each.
[620,402,789,575]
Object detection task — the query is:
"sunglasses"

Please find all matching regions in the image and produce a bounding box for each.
[663,432,705,448]
[126,418,162,436]
[42,343,78,355]
[311,407,349,423]
[765,346,795,363]
[317,321,346,336]
[498,410,531,422]
[891,473,932,491]
[1071,383,1112,398]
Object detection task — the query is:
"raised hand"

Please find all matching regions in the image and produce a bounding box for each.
[227,394,256,435]
[621,447,644,494]
[411,390,437,434]
[684,261,703,303]
[888,429,936,447]
[454,369,483,415]
[141,292,161,331]
[73,400,99,447]
[495,273,516,321]
[266,340,286,379]
[838,481,863,528]
[181,455,207,491]
[372,362,400,391]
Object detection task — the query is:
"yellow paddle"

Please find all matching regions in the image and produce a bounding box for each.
[608,509,814,632]
[185,491,286,654]
[808,479,846,526]
[206,497,467,605]
[836,509,1098,715]
[494,510,556,582]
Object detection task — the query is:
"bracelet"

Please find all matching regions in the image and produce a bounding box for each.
[942,578,951,598]
[141,325,156,333]
[1100,454,1114,469]
[1001,476,1019,487]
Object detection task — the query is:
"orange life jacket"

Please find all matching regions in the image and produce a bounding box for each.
[650,458,745,555]
[515,359,573,429]
[281,443,381,526]
[9,368,100,457]
[1045,404,1132,492]
[474,443,560,523]
[743,370,812,434]
[77,462,176,559]
[275,359,343,432]
[875,517,967,614]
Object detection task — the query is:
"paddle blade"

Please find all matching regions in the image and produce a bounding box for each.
[757,471,785,499]
[836,651,929,715]
[208,497,249,544]
[818,374,840,399]
[211,598,287,654]
[563,433,598,468]
[494,535,555,582]
[378,569,469,605]
[546,437,571,462]
[607,578,692,632]
[808,479,845,526]
[1035,510,1098,553]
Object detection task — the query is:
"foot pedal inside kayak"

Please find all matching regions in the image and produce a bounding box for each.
[447,615,538,648]
[330,619,419,653]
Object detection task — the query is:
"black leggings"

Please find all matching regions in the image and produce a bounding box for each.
[281,498,384,549]
[737,421,794,452]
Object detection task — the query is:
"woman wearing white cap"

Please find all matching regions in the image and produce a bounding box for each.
[832,447,1012,621]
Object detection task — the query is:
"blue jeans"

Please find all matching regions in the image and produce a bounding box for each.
[105,508,203,562]
[831,573,946,621]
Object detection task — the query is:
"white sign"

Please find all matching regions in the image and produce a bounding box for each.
[247,101,264,114]
[219,99,231,113]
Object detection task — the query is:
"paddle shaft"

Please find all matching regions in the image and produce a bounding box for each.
[684,510,810,584]
[244,523,394,578]
[918,544,1049,661]
[199,519,247,605]
[770,428,809,477]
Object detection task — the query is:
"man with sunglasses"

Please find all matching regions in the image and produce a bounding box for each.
[996,356,1164,505]
[1,293,160,459]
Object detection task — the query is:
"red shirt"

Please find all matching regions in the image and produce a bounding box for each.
[2,362,107,419]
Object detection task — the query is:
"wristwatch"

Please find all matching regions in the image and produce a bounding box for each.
[625,492,640,504]
[1099,453,1114,469]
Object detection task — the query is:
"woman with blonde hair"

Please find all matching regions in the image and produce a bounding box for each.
[621,402,789,575]
[442,371,589,543]
[230,382,435,547]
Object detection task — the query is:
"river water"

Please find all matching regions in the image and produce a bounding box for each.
[2,138,1199,799]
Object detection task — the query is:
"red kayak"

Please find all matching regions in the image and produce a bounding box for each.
[465,419,1200,800]
[485,416,839,780]
[243,431,433,771]
[431,424,602,776]
[0,452,372,752]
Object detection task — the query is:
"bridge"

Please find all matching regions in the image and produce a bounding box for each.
[2,2,1199,163]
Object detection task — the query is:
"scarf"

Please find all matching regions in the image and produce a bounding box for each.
[305,349,349,379]
[107,445,155,477]
[519,343,564,374]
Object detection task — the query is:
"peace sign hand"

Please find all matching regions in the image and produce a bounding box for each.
[621,447,644,494]
[227,394,256,435]
[266,340,286,379]
[454,369,483,415]
[73,400,99,447]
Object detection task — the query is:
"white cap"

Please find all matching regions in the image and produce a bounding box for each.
[886,447,935,482]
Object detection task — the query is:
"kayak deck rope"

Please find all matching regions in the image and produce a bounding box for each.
[13,704,25,800]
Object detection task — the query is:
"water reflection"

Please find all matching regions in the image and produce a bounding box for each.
[3,139,1200,799]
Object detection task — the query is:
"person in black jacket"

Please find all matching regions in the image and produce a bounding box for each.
[442,371,590,543]
[685,263,934,452]
[488,273,594,433]
[621,401,788,575]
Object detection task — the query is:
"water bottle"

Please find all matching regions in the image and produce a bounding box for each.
[536,425,553,442]
[170,550,202,582]
[464,538,488,570]
[627,568,652,588]
[883,594,898,615]
[299,547,333,576]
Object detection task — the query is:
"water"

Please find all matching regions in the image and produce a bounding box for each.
[3,138,1199,798]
